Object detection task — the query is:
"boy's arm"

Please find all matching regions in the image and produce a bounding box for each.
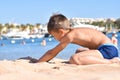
[37,42,69,62]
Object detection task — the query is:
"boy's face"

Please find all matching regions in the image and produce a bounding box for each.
[51,31,62,41]
[51,29,66,41]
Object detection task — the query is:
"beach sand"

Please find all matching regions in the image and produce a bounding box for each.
[0,57,120,80]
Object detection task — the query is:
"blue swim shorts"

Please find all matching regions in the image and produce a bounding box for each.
[98,43,119,59]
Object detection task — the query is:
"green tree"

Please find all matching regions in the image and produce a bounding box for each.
[0,24,3,34]
[114,18,120,29]
[104,19,116,31]
[91,21,105,27]
[21,24,27,31]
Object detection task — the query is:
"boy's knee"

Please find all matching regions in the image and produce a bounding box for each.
[69,54,82,65]
[69,55,75,64]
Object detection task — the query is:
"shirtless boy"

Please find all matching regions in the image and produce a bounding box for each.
[38,14,119,65]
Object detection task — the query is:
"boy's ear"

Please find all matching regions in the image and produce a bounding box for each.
[58,29,64,34]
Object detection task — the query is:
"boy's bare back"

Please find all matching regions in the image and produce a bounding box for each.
[64,27,111,49]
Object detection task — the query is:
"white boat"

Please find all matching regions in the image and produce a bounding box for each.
[2,29,46,40]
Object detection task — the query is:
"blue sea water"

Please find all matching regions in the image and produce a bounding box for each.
[0,37,80,60]
[0,32,120,60]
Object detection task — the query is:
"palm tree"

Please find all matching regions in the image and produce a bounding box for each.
[26,24,34,34]
[35,23,41,28]
[105,19,115,31]
[91,21,105,27]
[0,24,3,35]
[20,24,27,31]
[114,18,120,29]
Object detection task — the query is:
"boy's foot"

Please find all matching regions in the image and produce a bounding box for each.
[110,57,120,63]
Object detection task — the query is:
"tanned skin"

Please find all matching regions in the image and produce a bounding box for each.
[38,28,120,65]
[38,14,120,65]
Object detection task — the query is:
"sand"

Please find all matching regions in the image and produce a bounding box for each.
[0,57,120,80]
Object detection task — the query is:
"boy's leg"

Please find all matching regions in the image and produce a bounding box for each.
[75,47,89,53]
[69,50,120,65]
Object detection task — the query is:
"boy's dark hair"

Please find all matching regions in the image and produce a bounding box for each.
[47,14,70,33]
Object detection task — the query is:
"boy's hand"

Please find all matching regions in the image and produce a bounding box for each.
[18,56,38,63]
[30,58,38,63]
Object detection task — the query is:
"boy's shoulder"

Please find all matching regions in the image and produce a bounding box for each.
[73,27,99,32]
[73,27,94,30]
[70,27,89,32]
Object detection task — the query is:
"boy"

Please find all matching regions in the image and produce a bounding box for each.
[38,14,119,65]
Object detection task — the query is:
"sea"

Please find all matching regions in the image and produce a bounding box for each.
[0,32,120,60]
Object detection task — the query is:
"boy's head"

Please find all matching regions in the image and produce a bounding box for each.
[47,14,71,41]
[47,14,70,34]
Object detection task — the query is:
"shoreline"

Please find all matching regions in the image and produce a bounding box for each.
[0,57,120,80]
